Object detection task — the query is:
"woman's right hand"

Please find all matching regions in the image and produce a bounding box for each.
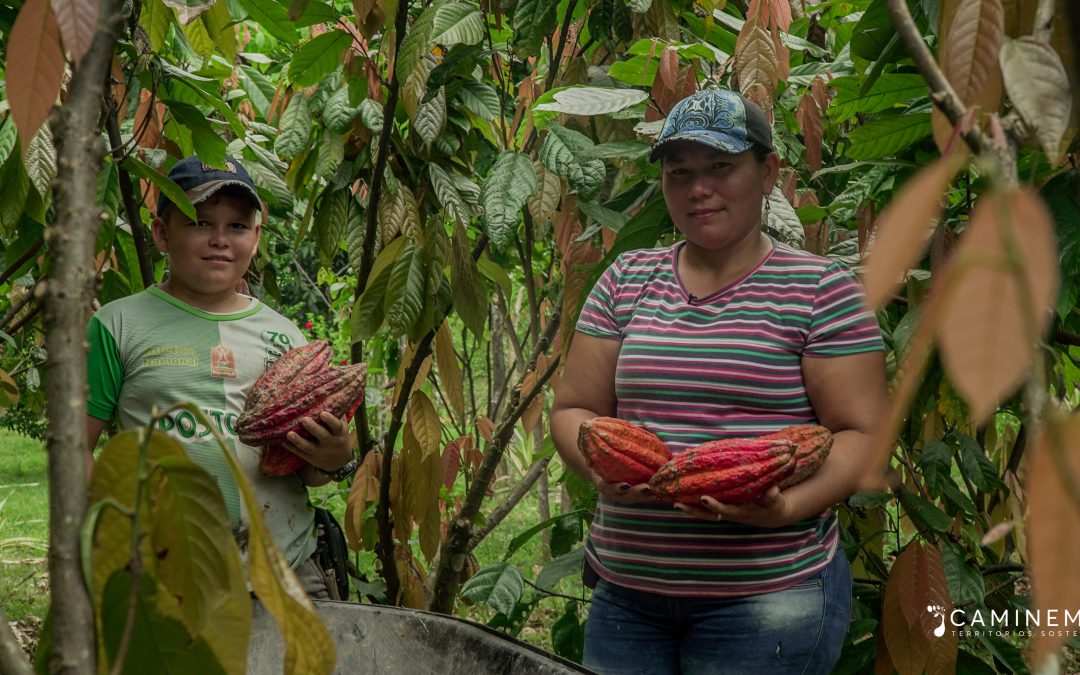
[592,472,657,505]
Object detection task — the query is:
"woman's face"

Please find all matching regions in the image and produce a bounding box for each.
[661,141,779,252]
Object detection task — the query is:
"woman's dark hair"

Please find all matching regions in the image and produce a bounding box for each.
[749,143,773,164]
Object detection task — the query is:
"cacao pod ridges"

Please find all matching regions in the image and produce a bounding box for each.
[759,424,832,489]
[649,438,796,504]
[578,417,671,485]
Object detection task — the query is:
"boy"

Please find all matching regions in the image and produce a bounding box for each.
[86,155,358,598]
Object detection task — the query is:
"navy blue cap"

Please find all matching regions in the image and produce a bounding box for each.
[649,89,774,162]
[156,155,262,216]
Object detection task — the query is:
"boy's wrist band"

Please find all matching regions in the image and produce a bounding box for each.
[318,455,361,482]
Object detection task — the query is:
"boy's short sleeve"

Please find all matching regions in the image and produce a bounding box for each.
[805,263,885,356]
[87,314,123,421]
[575,257,624,340]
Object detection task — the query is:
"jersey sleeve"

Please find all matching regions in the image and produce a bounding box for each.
[575,256,625,341]
[87,314,123,421]
[804,263,885,357]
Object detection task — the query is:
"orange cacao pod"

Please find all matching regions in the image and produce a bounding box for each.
[648,438,796,504]
[760,424,832,489]
[578,417,671,485]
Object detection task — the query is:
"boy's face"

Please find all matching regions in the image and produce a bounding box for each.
[151,192,260,298]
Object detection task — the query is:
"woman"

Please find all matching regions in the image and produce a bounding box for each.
[550,89,888,674]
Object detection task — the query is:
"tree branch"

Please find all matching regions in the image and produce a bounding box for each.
[428,353,562,613]
[884,0,992,156]
[0,237,44,288]
[105,105,154,289]
[45,0,126,671]
[468,454,553,550]
[0,606,33,675]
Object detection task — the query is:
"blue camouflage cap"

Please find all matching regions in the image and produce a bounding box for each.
[649,89,774,162]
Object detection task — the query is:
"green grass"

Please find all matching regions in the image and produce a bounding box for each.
[0,429,49,624]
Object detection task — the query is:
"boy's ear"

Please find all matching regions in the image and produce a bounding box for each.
[150,216,170,253]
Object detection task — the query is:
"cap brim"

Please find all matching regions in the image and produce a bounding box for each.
[186,179,263,211]
[648,131,754,162]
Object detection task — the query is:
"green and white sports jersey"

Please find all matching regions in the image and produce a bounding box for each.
[87,286,317,568]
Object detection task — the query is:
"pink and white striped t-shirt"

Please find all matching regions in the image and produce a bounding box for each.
[576,240,884,597]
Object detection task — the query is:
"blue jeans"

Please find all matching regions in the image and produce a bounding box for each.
[583,552,851,675]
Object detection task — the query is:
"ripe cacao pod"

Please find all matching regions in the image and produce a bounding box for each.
[237,341,367,476]
[579,417,671,485]
[760,424,833,489]
[648,438,796,504]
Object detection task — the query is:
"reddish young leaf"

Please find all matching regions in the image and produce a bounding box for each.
[134,89,164,149]
[110,55,127,121]
[779,169,797,204]
[476,416,495,443]
[50,0,98,65]
[441,437,465,490]
[795,93,823,172]
[676,65,697,102]
[810,76,831,113]
[735,20,778,98]
[882,544,931,674]
[933,0,1004,153]
[883,540,956,674]
[770,26,790,81]
[767,0,792,31]
[937,187,1060,423]
[861,156,962,309]
[1027,412,1080,668]
[650,46,680,119]
[7,0,65,152]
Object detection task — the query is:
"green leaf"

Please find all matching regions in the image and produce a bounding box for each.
[480,152,537,249]
[607,54,661,87]
[956,434,1005,493]
[315,131,345,179]
[550,601,585,663]
[274,93,312,159]
[0,116,18,168]
[539,124,604,200]
[503,510,586,560]
[164,100,227,168]
[357,98,384,133]
[378,182,420,243]
[384,244,426,337]
[535,546,585,591]
[101,571,229,675]
[235,0,297,42]
[345,205,368,271]
[456,81,501,120]
[460,562,525,616]
[432,2,485,46]
[140,0,173,52]
[397,4,437,86]
[534,86,649,116]
[941,542,986,607]
[586,140,651,160]
[24,123,56,198]
[238,66,275,119]
[919,440,952,498]
[201,0,236,62]
[122,157,196,219]
[764,186,803,248]
[829,74,928,122]
[428,163,470,227]
[0,142,29,234]
[351,261,393,340]
[288,30,352,87]
[181,13,216,57]
[511,0,557,54]
[450,221,488,337]
[476,256,512,298]
[323,87,356,133]
[899,491,952,533]
[847,113,931,161]
[413,86,447,147]
[245,158,294,212]
[314,188,350,266]
[851,0,897,62]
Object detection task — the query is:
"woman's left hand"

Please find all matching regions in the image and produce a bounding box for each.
[674,485,795,528]
[284,411,355,472]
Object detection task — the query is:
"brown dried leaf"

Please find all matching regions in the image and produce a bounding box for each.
[134,89,164,149]
[734,20,778,99]
[1026,412,1080,668]
[937,188,1060,423]
[8,0,65,152]
[407,390,442,461]
[795,94,823,173]
[861,157,962,309]
[434,321,465,420]
[476,416,495,443]
[933,0,1005,153]
[344,466,379,550]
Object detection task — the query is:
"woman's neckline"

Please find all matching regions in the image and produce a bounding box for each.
[671,236,777,306]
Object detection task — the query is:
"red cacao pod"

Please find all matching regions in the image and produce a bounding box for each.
[237,343,366,476]
[648,438,796,504]
[759,424,832,489]
[578,417,671,485]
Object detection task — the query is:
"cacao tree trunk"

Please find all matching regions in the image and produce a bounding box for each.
[45,2,126,671]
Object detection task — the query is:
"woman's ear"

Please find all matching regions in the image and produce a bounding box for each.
[761,152,781,195]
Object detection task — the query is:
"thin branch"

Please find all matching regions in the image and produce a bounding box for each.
[0,281,40,332]
[469,455,553,550]
[884,0,992,156]
[6,304,43,337]
[106,106,155,289]
[292,259,332,309]
[0,237,44,288]
[523,576,589,604]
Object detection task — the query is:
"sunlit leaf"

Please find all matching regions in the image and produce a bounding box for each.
[235,0,297,42]
[829,75,928,122]
[534,87,649,115]
[432,2,485,45]
[937,188,1060,423]
[733,20,777,98]
[847,113,932,160]
[288,29,351,87]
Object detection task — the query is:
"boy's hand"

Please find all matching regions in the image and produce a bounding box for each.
[284,411,355,472]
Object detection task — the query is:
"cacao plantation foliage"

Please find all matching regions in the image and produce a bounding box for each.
[0,0,1077,672]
